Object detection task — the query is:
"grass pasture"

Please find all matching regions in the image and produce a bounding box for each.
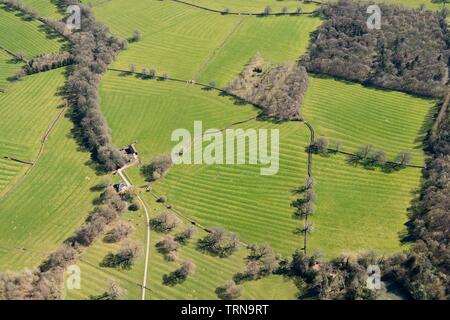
[151,119,309,256]
[67,199,299,300]
[302,76,436,167]
[93,0,321,84]
[0,68,66,198]
[0,0,437,300]
[94,0,242,79]
[0,69,100,270]
[0,5,65,59]
[0,69,66,160]
[150,117,420,258]
[196,14,322,87]
[309,153,419,256]
[0,116,101,270]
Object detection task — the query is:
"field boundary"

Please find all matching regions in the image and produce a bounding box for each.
[2,156,33,165]
[0,45,27,62]
[170,0,318,16]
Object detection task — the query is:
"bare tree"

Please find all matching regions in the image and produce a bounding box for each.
[104,222,134,243]
[132,30,142,42]
[198,227,240,257]
[150,211,181,233]
[216,280,242,300]
[104,281,126,300]
[372,150,387,165]
[175,225,196,244]
[396,152,412,166]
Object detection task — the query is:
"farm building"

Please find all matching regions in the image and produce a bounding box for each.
[120,144,138,161]
[113,182,127,193]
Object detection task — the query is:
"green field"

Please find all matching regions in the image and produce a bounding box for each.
[65,209,148,300]
[150,119,419,257]
[302,76,436,167]
[196,14,321,87]
[0,69,100,270]
[0,69,66,160]
[99,71,257,163]
[96,0,244,79]
[0,5,65,59]
[97,74,424,258]
[309,153,419,255]
[0,69,66,197]
[93,0,321,83]
[0,116,102,270]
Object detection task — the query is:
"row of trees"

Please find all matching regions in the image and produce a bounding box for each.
[227,53,309,120]
[64,3,128,171]
[24,52,73,75]
[350,145,412,170]
[292,177,317,254]
[0,0,39,19]
[311,136,413,169]
[220,4,308,15]
[303,0,449,97]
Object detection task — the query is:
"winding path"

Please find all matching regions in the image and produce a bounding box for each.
[137,194,151,300]
[117,164,151,300]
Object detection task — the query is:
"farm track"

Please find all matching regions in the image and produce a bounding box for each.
[117,163,152,300]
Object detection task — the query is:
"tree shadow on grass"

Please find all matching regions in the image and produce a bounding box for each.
[100,252,133,270]
[162,270,187,286]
